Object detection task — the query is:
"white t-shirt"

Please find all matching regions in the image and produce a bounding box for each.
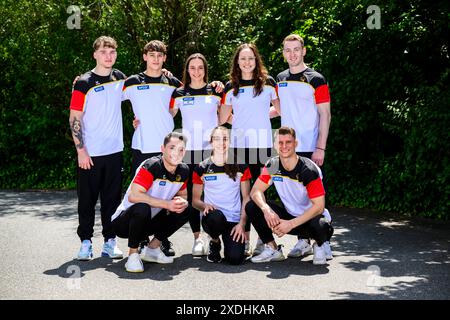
[123,73,182,153]
[222,77,278,149]
[170,84,221,151]
[69,69,126,156]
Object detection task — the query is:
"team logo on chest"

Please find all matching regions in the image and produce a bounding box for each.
[273,176,283,182]
[278,82,288,87]
[204,176,217,181]
[137,85,149,90]
[183,97,195,105]
[176,174,181,182]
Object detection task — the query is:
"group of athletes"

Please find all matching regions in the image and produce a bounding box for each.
[69,34,333,273]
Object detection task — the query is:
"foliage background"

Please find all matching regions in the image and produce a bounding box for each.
[1,0,448,219]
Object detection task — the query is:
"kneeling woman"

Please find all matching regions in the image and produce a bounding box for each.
[192,126,251,264]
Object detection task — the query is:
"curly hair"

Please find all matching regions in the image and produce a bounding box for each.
[229,43,268,97]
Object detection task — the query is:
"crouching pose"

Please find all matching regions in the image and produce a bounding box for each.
[192,126,252,265]
[246,127,333,265]
[111,132,190,272]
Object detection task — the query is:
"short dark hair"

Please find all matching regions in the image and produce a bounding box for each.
[163,132,187,146]
[274,126,296,140]
[93,36,117,51]
[143,40,167,55]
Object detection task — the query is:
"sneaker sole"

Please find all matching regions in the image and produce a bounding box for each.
[192,251,207,257]
[141,256,174,264]
[101,252,123,259]
[77,257,92,261]
[287,251,313,258]
[77,254,93,261]
[251,257,286,263]
[206,257,222,263]
[313,258,327,265]
[126,267,144,273]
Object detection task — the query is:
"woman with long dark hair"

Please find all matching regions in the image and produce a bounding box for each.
[170,53,222,256]
[219,43,280,255]
[192,126,251,264]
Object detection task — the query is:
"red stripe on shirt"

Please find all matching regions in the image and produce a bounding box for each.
[192,171,203,185]
[180,179,188,190]
[221,92,228,105]
[306,178,325,199]
[70,90,86,111]
[258,166,271,184]
[314,84,330,104]
[169,97,175,109]
[275,84,279,97]
[133,167,154,190]
[241,167,252,181]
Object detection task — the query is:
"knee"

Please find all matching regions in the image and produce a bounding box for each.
[203,210,226,228]
[131,203,151,221]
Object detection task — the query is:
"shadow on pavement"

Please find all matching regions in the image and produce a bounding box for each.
[44,253,329,282]
[328,209,450,299]
[0,190,78,220]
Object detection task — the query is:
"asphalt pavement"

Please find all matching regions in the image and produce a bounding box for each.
[0,190,449,300]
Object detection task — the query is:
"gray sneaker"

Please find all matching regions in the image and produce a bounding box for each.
[251,245,285,263]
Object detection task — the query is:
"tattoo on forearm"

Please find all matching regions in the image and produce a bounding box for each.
[70,117,84,149]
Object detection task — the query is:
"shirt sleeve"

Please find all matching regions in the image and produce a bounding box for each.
[221,82,233,105]
[241,167,252,181]
[258,166,272,185]
[192,166,204,185]
[133,167,154,190]
[69,90,86,111]
[305,178,325,199]
[122,79,132,101]
[314,84,330,104]
[70,80,89,111]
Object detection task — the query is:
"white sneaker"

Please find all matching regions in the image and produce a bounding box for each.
[125,253,144,273]
[288,239,313,258]
[313,243,327,265]
[77,240,93,261]
[141,246,174,264]
[323,241,333,260]
[192,238,207,256]
[253,238,265,256]
[322,208,332,223]
[251,245,285,263]
[101,238,123,259]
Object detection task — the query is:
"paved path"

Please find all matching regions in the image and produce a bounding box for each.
[0,191,449,300]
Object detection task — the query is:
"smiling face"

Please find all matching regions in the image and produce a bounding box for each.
[143,50,166,73]
[161,137,186,167]
[275,133,298,159]
[238,47,256,77]
[188,57,206,84]
[282,40,306,68]
[210,127,230,156]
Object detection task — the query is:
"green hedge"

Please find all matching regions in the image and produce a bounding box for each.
[1,0,448,219]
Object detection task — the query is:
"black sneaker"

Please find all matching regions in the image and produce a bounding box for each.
[160,239,175,257]
[207,240,222,263]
